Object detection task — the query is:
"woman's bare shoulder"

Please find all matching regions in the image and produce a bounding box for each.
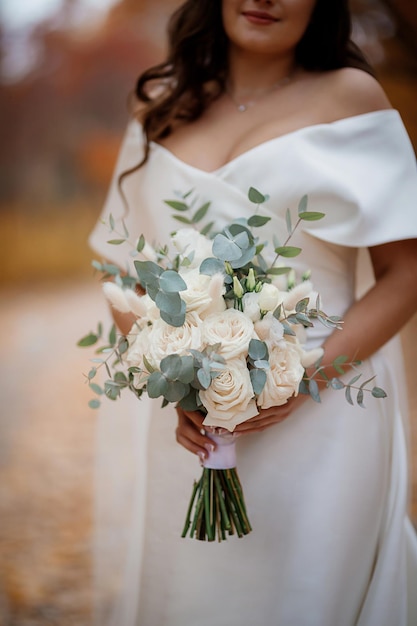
[318,67,392,120]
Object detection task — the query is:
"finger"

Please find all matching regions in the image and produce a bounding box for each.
[234,412,290,433]
[176,408,216,454]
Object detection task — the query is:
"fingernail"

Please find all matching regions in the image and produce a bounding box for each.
[197,451,206,466]
[204,443,215,453]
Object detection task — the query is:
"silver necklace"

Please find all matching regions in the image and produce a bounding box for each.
[226,75,292,112]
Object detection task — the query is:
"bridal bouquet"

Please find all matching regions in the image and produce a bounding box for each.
[79,187,386,541]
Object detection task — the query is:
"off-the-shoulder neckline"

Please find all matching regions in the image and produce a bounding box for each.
[135,109,399,175]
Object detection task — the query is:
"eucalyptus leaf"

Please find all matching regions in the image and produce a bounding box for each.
[108,324,117,347]
[295,312,313,327]
[89,383,103,395]
[250,368,267,394]
[122,219,129,238]
[356,388,365,408]
[247,215,271,227]
[229,244,257,269]
[179,356,196,384]
[197,368,211,389]
[299,211,325,221]
[164,200,189,212]
[173,215,193,225]
[254,359,270,369]
[231,230,250,249]
[88,367,97,380]
[345,385,354,405]
[282,321,296,336]
[248,187,266,204]
[160,354,183,380]
[371,386,387,398]
[88,399,101,409]
[192,202,210,223]
[77,333,98,347]
[200,257,225,276]
[267,267,291,275]
[159,270,187,293]
[143,354,155,373]
[285,208,292,235]
[330,377,345,390]
[155,291,183,315]
[359,375,376,390]
[212,234,243,261]
[200,221,214,236]
[297,195,308,215]
[347,374,361,386]
[274,246,302,258]
[295,298,309,312]
[160,302,186,327]
[248,338,268,361]
[308,378,321,403]
[114,371,128,384]
[333,355,349,375]
[101,263,120,275]
[107,239,125,245]
[134,260,163,284]
[147,372,169,398]
[118,337,129,355]
[164,380,189,402]
[137,234,145,252]
[179,389,202,412]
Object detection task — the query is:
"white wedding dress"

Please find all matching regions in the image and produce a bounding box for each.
[89,109,417,626]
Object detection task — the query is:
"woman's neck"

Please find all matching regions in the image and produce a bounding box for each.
[226,48,297,97]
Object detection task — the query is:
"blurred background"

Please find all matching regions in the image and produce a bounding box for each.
[0,1,416,624]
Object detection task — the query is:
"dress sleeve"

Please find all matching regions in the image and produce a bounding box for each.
[88,118,146,270]
[301,110,417,247]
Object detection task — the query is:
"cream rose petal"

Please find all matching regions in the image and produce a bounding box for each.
[201,308,255,359]
[200,357,258,432]
[257,341,304,409]
[148,311,203,364]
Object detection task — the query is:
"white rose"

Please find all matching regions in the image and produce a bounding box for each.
[257,341,304,409]
[147,311,203,365]
[125,324,153,388]
[242,291,261,322]
[179,269,226,318]
[254,312,284,346]
[201,308,255,359]
[258,283,283,313]
[171,228,213,269]
[200,357,259,432]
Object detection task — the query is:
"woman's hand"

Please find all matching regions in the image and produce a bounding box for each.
[175,393,308,460]
[175,407,214,462]
[233,393,308,435]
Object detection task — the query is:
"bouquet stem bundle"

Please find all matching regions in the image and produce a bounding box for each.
[182,467,251,541]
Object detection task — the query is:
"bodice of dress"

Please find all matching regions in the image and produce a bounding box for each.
[89,109,417,348]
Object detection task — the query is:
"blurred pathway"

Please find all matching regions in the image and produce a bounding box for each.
[0,281,416,625]
[0,281,103,625]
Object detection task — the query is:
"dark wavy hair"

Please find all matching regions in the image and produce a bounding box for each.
[122,0,374,184]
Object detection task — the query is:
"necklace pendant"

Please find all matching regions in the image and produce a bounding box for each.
[237,103,247,112]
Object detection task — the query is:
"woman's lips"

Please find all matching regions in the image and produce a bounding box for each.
[242,11,278,25]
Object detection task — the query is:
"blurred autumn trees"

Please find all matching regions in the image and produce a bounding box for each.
[0,0,416,283]
[0,0,181,210]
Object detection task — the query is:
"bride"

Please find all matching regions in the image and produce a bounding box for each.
[89,1,417,624]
